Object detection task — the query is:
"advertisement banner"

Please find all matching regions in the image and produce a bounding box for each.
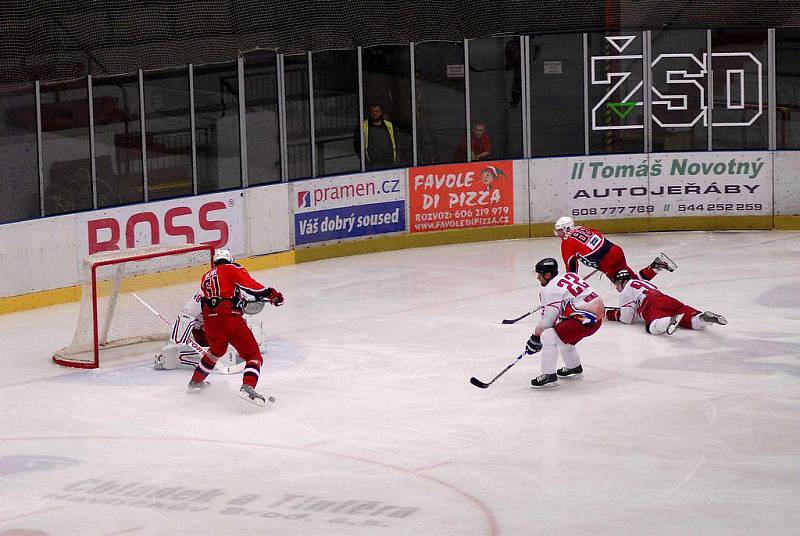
[531,152,772,223]
[408,161,514,233]
[77,191,245,259]
[292,170,406,245]
[294,201,405,245]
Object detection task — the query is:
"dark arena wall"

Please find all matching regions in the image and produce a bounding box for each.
[3,0,800,85]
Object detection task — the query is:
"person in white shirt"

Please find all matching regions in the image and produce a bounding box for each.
[605,269,727,335]
[526,257,605,389]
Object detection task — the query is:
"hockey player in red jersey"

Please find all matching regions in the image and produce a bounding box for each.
[554,216,676,281]
[187,248,284,405]
[605,269,727,335]
[525,257,604,389]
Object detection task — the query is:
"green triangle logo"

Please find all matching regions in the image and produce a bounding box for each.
[608,102,637,119]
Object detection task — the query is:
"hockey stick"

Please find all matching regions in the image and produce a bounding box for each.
[501,268,601,325]
[131,293,245,375]
[470,350,527,389]
[501,306,542,325]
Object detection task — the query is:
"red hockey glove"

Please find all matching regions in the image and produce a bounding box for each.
[266,287,284,306]
[605,307,620,322]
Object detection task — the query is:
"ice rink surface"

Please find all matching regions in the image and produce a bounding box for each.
[1,230,798,535]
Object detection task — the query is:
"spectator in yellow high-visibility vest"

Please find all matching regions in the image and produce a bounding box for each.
[356,103,397,170]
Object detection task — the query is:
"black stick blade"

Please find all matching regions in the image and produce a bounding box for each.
[501,318,518,324]
[470,376,490,389]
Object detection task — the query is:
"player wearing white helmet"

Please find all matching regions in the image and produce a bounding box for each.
[554,216,676,282]
[187,247,284,406]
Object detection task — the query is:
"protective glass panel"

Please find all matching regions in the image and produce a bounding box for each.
[587,32,645,154]
[711,29,768,150]
[41,79,92,215]
[92,74,144,207]
[414,41,466,165]
[243,51,281,184]
[0,85,39,222]
[193,61,241,193]
[530,33,585,157]
[777,28,800,149]
[312,49,360,176]
[467,37,523,160]
[143,67,193,200]
[362,45,412,169]
[285,54,312,181]
[650,30,709,152]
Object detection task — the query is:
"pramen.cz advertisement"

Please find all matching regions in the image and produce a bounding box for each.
[292,170,406,245]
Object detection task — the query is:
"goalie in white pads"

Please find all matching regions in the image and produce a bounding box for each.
[606,269,727,335]
[153,292,268,372]
[525,258,604,389]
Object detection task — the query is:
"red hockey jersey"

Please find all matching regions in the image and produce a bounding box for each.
[200,263,266,316]
[560,226,615,273]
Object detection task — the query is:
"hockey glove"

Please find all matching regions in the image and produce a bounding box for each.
[605,307,621,322]
[266,287,284,306]
[525,335,543,355]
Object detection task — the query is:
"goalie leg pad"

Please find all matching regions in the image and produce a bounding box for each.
[155,343,201,370]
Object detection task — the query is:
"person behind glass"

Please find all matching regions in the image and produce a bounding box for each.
[356,103,397,170]
[454,122,492,162]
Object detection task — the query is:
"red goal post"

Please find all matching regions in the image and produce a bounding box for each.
[53,243,215,369]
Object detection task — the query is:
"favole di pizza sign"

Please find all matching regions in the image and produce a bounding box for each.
[408,161,514,233]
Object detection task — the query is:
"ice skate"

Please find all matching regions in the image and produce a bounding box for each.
[531,373,558,389]
[700,311,727,325]
[651,252,677,272]
[666,313,684,335]
[556,364,583,377]
[239,385,275,406]
[187,379,210,392]
[154,353,166,370]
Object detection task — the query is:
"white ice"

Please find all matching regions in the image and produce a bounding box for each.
[0,230,798,536]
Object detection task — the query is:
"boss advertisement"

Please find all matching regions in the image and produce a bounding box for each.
[530,152,772,222]
[292,170,406,245]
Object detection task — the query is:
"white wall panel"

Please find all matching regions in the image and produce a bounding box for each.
[245,183,291,255]
[774,152,800,216]
[0,214,79,297]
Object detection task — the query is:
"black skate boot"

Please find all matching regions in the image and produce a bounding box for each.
[700,311,727,325]
[556,364,583,377]
[531,373,558,389]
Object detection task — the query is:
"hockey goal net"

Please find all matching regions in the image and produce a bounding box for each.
[53,243,214,368]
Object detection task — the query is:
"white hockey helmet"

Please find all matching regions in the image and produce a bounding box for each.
[213,248,234,265]
[554,216,575,237]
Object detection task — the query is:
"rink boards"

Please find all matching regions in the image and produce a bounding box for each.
[1,150,800,310]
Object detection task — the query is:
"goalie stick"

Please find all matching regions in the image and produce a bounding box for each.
[131,293,245,375]
[470,350,527,389]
